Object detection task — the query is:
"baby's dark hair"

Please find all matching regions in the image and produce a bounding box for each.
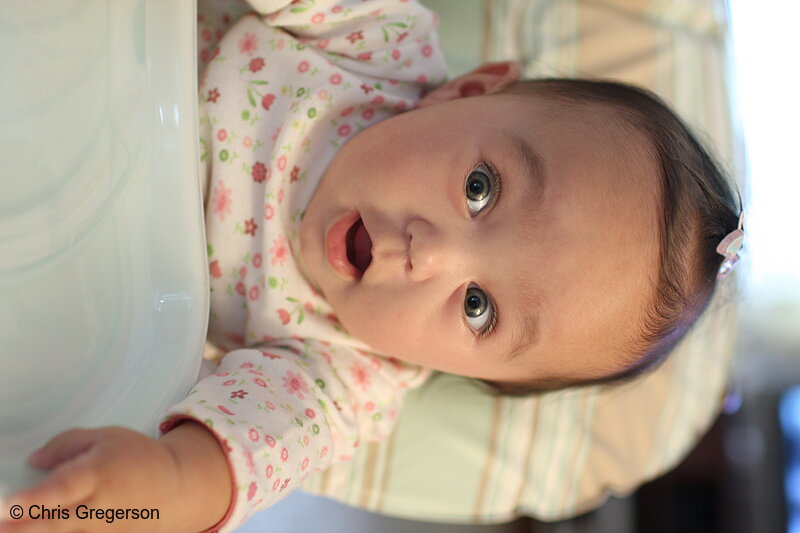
[483,78,741,397]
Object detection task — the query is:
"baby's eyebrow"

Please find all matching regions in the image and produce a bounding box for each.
[505,284,540,362]
[503,130,546,204]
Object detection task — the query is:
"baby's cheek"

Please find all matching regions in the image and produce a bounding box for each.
[352,310,419,356]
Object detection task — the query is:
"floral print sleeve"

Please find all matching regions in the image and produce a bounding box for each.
[160,339,430,532]
[162,0,446,531]
[249,0,446,87]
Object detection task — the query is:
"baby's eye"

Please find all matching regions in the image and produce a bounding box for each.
[465,163,500,216]
[464,284,495,335]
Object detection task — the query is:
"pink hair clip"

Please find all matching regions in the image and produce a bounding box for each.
[716,210,745,280]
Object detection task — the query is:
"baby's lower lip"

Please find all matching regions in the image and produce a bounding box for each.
[325,212,362,280]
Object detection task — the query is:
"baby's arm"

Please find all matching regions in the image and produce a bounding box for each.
[0,423,230,533]
[157,340,430,531]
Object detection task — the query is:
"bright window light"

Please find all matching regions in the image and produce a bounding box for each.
[730,1,800,296]
[730,0,800,350]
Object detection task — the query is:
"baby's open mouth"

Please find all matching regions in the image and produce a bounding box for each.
[346,217,372,276]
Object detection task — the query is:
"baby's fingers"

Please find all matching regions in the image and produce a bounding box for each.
[8,451,97,517]
[26,428,97,470]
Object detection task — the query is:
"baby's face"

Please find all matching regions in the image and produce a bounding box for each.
[300,93,661,387]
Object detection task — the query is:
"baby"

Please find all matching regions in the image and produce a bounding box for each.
[0,0,741,532]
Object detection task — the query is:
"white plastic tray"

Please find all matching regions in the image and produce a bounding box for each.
[0,0,208,496]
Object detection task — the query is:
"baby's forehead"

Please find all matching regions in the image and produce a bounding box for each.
[489,101,662,383]
[503,90,651,138]
[501,99,658,186]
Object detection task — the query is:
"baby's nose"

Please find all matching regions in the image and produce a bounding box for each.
[406,219,465,282]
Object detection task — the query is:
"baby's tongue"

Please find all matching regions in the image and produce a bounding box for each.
[352,220,372,273]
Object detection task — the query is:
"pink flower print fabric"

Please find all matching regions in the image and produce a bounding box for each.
[212,180,233,221]
[161,339,430,532]
[163,0,446,531]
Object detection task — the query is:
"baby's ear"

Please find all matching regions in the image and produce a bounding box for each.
[418,61,521,108]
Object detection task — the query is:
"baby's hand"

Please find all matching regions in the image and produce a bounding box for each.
[0,424,230,533]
